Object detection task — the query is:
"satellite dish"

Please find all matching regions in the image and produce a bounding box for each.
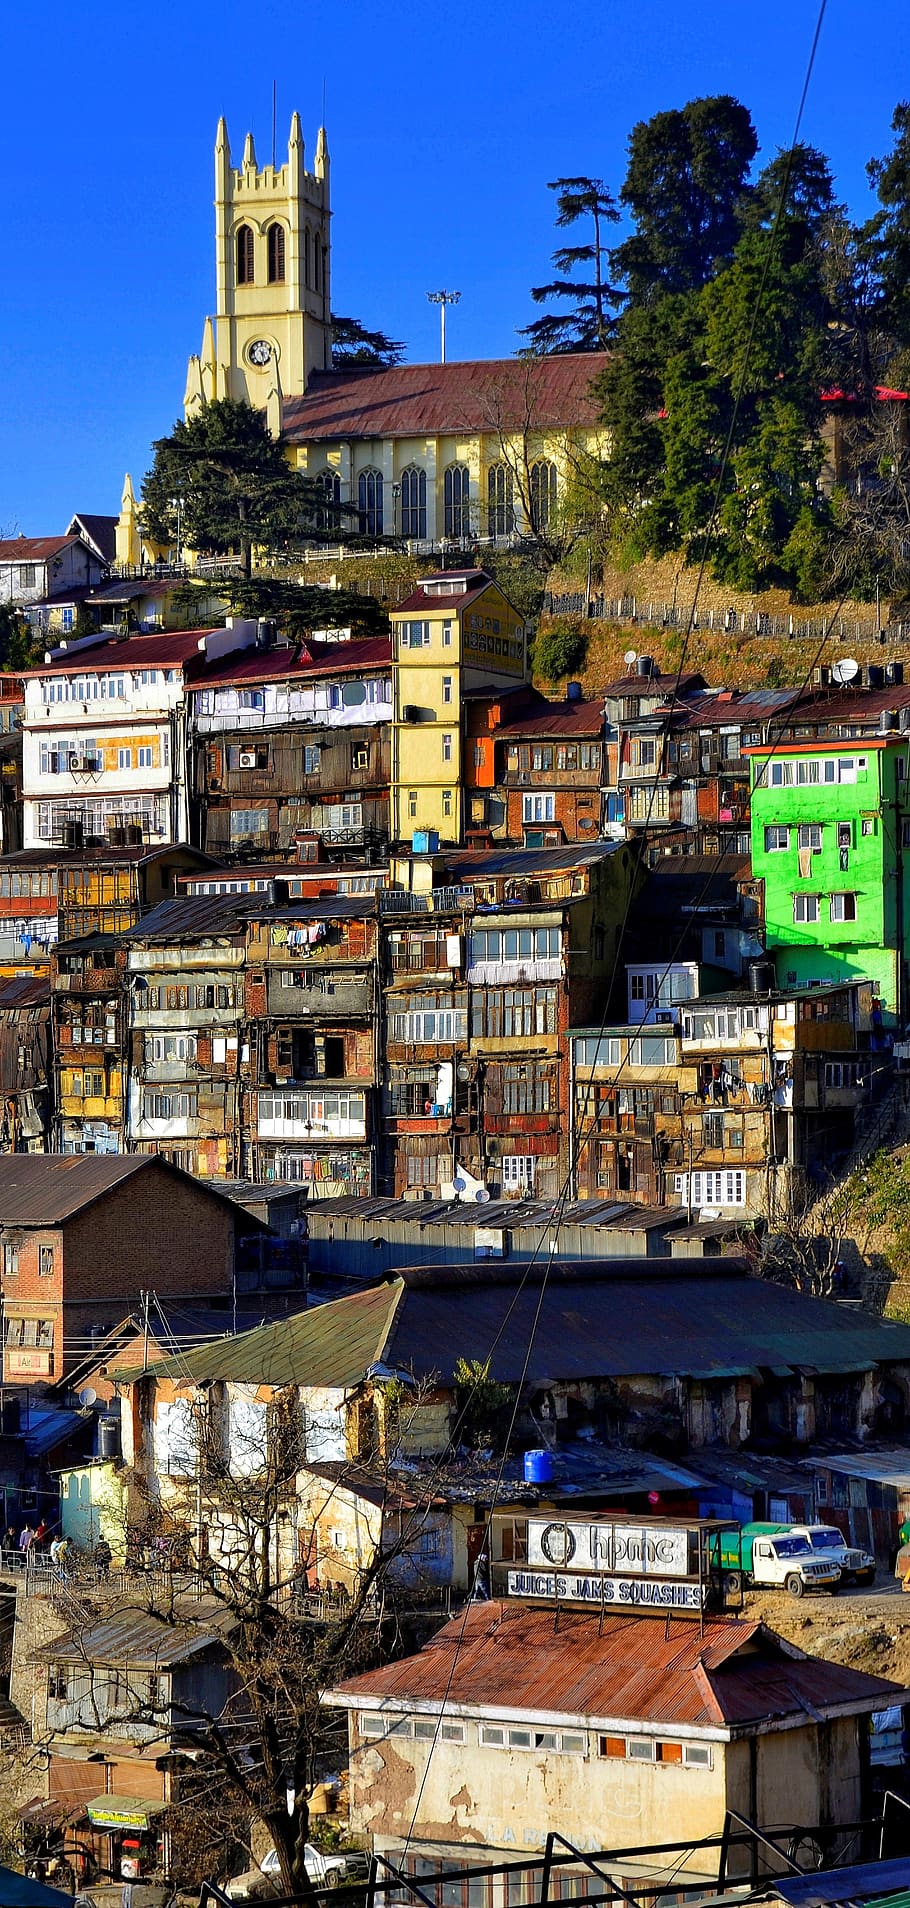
[831,658,859,685]
[474,1187,491,1203]
[78,1387,97,1408]
[624,649,637,667]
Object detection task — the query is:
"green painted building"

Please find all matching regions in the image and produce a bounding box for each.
[749,734,908,1025]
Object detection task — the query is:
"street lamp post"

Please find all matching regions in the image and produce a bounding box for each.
[426,290,461,365]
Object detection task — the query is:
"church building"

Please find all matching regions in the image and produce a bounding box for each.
[117,113,608,567]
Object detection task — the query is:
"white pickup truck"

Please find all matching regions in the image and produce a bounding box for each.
[787,1524,876,1587]
[720,1524,842,1597]
[226,1844,367,1899]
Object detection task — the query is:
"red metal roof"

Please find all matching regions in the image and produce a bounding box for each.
[282,354,610,443]
[332,1602,900,1730]
[494,698,604,739]
[395,573,493,616]
[191,635,392,689]
[23,630,219,677]
[0,536,83,562]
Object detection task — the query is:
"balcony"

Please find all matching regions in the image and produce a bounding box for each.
[379,887,474,915]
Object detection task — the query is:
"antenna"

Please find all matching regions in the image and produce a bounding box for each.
[271,80,277,170]
[831,658,859,685]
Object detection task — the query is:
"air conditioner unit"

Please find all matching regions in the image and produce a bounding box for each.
[239,750,257,769]
[402,705,419,724]
[68,755,79,770]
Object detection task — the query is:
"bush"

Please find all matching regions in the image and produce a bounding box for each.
[534,621,589,683]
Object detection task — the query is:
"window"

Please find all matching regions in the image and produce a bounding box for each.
[825,1060,863,1088]
[442,790,452,818]
[442,676,453,704]
[38,1245,54,1278]
[400,467,427,539]
[793,893,820,924]
[502,1155,535,1190]
[143,1090,195,1121]
[118,747,132,769]
[522,793,555,823]
[267,221,286,283]
[444,465,471,539]
[763,825,789,852]
[798,824,822,850]
[137,746,153,770]
[830,892,857,922]
[3,1244,18,1278]
[47,1665,68,1703]
[442,733,453,763]
[145,1033,197,1063]
[470,926,561,966]
[236,224,254,285]
[389,997,467,1044]
[674,1170,746,1208]
[314,469,341,531]
[529,459,558,531]
[400,620,430,649]
[358,468,383,537]
[472,988,558,1039]
[237,688,264,710]
[683,1743,713,1768]
[637,738,656,769]
[487,463,514,537]
[304,745,321,774]
[20,564,37,589]
[442,621,452,647]
[408,791,418,818]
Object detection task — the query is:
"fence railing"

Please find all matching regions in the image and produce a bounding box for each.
[543,590,910,645]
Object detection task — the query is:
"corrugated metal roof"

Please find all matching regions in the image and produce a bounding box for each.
[127,889,375,943]
[113,1279,404,1386]
[282,355,609,443]
[493,700,604,739]
[192,634,391,689]
[0,537,82,562]
[23,630,212,675]
[0,1154,155,1225]
[35,1606,231,1668]
[774,1859,910,1907]
[0,1154,251,1228]
[120,1261,910,1392]
[803,1448,910,1487]
[330,1602,900,1728]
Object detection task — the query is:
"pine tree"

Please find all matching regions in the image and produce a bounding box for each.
[522,177,620,352]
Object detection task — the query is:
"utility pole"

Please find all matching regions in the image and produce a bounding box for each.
[427,290,461,364]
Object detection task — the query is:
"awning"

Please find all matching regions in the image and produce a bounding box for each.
[84,1795,166,1831]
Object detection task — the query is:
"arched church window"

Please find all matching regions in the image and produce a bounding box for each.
[487,464,514,539]
[529,459,558,532]
[314,242,321,292]
[304,229,311,287]
[358,469,384,538]
[313,469,341,532]
[267,223,286,285]
[444,465,471,540]
[236,225,255,286]
[400,468,427,540]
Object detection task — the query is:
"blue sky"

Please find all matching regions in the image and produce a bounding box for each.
[1,0,908,534]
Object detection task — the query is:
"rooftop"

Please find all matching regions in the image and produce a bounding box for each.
[66,514,118,565]
[25,628,220,676]
[282,353,609,443]
[191,633,391,689]
[35,1605,232,1669]
[395,572,494,617]
[330,1601,901,1731]
[0,537,84,563]
[0,1154,254,1228]
[118,1258,910,1390]
[493,697,604,739]
[126,888,375,944]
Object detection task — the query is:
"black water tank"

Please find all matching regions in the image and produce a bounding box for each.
[887,660,905,686]
[636,655,654,678]
[749,959,775,994]
[868,664,885,689]
[267,877,290,909]
[98,1416,120,1461]
[1,1396,21,1435]
[62,818,84,850]
[126,823,143,845]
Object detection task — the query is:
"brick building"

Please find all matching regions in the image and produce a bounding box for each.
[0,1154,241,1384]
[465,689,605,846]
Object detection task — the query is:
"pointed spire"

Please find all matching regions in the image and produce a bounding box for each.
[120,472,136,511]
[215,116,230,159]
[288,111,303,151]
[243,130,257,169]
[315,124,329,176]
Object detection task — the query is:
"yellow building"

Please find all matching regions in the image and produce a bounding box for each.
[390,569,526,844]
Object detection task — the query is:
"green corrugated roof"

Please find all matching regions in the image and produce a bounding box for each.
[111,1278,404,1389]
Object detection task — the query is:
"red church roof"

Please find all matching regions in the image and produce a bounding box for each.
[282,354,610,443]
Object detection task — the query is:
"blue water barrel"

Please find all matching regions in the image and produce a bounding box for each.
[523,1448,555,1484]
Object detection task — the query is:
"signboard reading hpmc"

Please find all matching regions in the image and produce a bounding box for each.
[527,1518,690,1577]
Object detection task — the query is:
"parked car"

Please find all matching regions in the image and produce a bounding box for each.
[786,1523,876,1587]
[226,1844,367,1899]
[719,1523,841,1598]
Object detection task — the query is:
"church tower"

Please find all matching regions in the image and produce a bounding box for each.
[185,112,331,422]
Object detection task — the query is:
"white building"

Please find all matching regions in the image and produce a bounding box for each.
[20,623,259,849]
[0,535,103,609]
